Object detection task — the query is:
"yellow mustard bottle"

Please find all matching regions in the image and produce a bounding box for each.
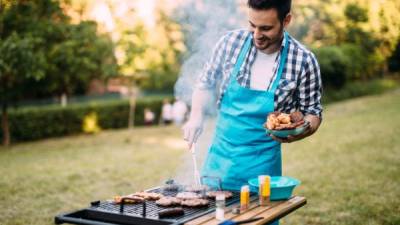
[240,185,250,211]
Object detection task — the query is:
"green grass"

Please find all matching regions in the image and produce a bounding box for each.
[282,89,400,225]
[1,89,400,225]
[0,126,185,225]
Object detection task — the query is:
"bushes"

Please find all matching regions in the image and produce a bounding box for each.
[0,97,170,142]
[314,46,349,89]
[314,44,374,89]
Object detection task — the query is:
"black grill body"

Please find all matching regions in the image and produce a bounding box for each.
[55,188,246,225]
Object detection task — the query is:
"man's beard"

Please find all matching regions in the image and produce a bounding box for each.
[253,28,284,51]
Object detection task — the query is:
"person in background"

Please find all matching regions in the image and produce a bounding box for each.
[144,108,155,126]
[172,97,188,126]
[161,99,173,125]
[182,2,322,224]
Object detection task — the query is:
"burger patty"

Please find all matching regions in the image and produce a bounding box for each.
[181,198,209,207]
[156,196,182,207]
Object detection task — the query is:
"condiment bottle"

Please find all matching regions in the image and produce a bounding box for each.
[263,175,271,205]
[215,193,225,221]
[258,175,270,206]
[240,185,250,211]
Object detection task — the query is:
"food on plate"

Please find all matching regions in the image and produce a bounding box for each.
[180,198,209,207]
[113,195,145,204]
[277,113,291,124]
[132,192,164,200]
[176,192,201,200]
[290,111,303,123]
[265,112,280,130]
[158,207,184,218]
[205,191,233,199]
[264,111,305,130]
[156,196,182,207]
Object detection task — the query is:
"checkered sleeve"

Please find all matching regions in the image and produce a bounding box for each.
[195,34,229,90]
[298,52,323,118]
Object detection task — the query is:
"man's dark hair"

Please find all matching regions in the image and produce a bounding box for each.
[247,0,292,22]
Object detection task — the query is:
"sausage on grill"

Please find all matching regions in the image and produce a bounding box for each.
[132,192,164,200]
[158,207,184,218]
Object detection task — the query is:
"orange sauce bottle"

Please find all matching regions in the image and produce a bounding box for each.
[258,175,270,206]
[240,185,250,211]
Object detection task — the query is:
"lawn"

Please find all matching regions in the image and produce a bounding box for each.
[1,89,400,225]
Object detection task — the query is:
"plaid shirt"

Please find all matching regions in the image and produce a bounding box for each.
[196,29,323,117]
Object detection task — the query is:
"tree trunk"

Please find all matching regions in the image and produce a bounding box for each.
[61,93,68,107]
[128,84,138,129]
[128,96,136,129]
[2,103,10,146]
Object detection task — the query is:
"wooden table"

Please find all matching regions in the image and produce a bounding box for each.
[185,196,306,225]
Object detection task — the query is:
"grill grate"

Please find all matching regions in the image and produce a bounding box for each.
[92,188,241,222]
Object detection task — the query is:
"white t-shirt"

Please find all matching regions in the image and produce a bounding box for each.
[250,50,278,90]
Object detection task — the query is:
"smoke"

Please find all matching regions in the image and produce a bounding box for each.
[171,0,247,185]
[174,0,247,105]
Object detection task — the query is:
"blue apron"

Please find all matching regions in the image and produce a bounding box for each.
[202,32,289,191]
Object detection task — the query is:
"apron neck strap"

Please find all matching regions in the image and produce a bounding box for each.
[230,31,289,91]
[230,34,252,82]
[269,31,289,92]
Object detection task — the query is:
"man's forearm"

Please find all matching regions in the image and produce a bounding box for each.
[189,88,213,120]
[304,114,321,134]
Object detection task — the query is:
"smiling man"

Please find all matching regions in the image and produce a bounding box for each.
[183,0,322,213]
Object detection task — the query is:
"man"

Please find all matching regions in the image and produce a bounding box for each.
[183,0,322,192]
[161,99,173,125]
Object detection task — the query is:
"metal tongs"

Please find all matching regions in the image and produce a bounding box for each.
[190,144,201,186]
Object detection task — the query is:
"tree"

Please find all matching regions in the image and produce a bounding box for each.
[43,21,117,105]
[388,39,400,72]
[290,0,400,77]
[0,0,117,145]
[0,33,46,146]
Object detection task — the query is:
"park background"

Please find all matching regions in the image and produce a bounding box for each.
[0,0,399,224]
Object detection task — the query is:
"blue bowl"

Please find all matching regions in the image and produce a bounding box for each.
[248,176,300,201]
[265,121,309,138]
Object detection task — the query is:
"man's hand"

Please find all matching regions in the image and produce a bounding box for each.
[269,114,321,143]
[182,116,204,149]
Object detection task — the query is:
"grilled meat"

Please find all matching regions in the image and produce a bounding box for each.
[264,111,306,130]
[290,111,304,123]
[158,207,184,218]
[156,196,182,207]
[133,192,164,200]
[113,195,144,204]
[181,198,209,207]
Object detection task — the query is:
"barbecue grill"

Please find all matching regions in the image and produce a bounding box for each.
[55,187,252,225]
